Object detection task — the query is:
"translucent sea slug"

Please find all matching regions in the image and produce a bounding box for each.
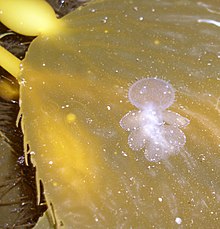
[120,78,190,162]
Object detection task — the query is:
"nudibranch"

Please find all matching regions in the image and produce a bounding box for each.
[120,78,190,162]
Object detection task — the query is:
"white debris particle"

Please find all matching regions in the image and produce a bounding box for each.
[139,16,144,21]
[158,197,163,202]
[61,104,70,109]
[101,16,108,23]
[129,177,134,181]
[121,151,128,157]
[20,78,26,86]
[86,118,93,124]
[49,161,53,165]
[175,217,182,225]
[90,8,96,13]
[20,63,24,71]
[107,105,111,110]
[17,156,25,165]
[95,217,99,222]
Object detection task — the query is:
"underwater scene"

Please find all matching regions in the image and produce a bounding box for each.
[0,0,220,228]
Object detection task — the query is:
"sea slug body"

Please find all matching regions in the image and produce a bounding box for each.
[120,78,190,162]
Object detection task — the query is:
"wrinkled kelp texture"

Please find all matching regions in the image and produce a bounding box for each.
[0,99,45,228]
[18,0,220,227]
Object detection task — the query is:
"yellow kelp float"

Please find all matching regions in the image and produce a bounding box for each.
[0,0,220,228]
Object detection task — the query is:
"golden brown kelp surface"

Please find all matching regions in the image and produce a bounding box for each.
[18,0,220,228]
[0,1,90,227]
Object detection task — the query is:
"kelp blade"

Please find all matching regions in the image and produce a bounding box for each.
[19,0,220,227]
